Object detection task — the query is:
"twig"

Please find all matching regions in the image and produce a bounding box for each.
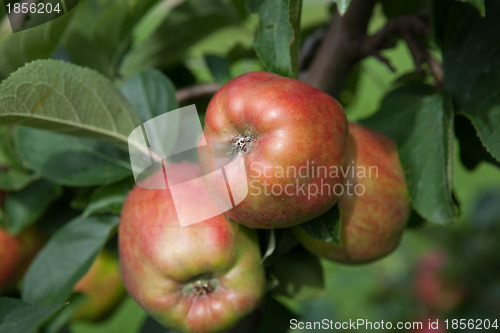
[304,0,378,98]
[304,3,444,96]
[299,27,326,71]
[176,83,221,105]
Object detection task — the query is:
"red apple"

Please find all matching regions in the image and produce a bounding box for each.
[0,226,45,292]
[414,250,465,312]
[0,228,22,291]
[294,122,410,263]
[119,161,266,333]
[199,71,348,228]
[73,251,126,322]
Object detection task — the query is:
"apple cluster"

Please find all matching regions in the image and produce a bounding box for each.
[118,72,411,332]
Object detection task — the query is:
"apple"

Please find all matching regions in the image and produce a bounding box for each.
[199,71,348,229]
[73,251,126,322]
[119,161,266,333]
[0,228,22,291]
[414,250,465,312]
[294,122,410,263]
[0,225,45,292]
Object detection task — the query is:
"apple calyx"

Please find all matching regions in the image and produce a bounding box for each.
[230,131,256,155]
[184,275,218,296]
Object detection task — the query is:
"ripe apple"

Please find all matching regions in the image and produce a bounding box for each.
[414,250,465,312]
[199,71,348,229]
[294,122,410,263]
[0,226,45,292]
[73,251,126,322]
[0,228,22,291]
[119,161,266,333]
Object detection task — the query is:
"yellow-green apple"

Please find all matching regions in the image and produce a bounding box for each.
[199,71,348,229]
[414,250,465,312]
[294,122,410,263]
[73,251,126,322]
[119,161,266,333]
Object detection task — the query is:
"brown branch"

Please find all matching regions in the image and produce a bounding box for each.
[360,10,429,58]
[303,3,443,97]
[176,83,221,105]
[360,10,443,82]
[303,0,378,98]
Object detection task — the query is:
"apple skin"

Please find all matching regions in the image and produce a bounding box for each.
[73,251,126,322]
[294,122,410,263]
[200,71,348,229]
[414,250,465,312]
[119,161,266,333]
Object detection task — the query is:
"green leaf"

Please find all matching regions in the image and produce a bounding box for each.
[455,115,500,170]
[71,296,147,333]
[0,298,63,333]
[43,294,87,333]
[121,0,239,77]
[246,0,302,78]
[0,10,71,79]
[0,60,141,149]
[456,0,485,16]
[22,215,120,306]
[269,249,324,301]
[120,69,179,121]
[0,126,35,191]
[132,0,185,46]
[299,204,341,244]
[120,69,180,166]
[440,0,499,160]
[4,179,61,235]
[14,127,132,187]
[363,84,458,225]
[63,0,159,78]
[84,178,135,216]
[204,55,231,84]
[332,0,351,15]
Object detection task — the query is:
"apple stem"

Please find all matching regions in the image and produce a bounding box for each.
[184,275,218,296]
[230,131,256,155]
[192,280,215,296]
